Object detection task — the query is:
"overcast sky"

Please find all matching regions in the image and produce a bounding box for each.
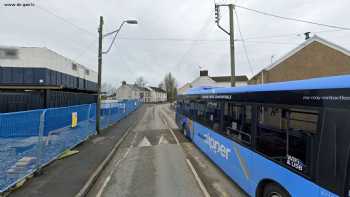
[1,0,350,87]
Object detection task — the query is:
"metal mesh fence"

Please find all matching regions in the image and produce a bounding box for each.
[0,99,141,193]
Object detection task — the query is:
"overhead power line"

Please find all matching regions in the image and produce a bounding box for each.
[74,38,97,60]
[234,4,350,31]
[234,9,254,76]
[114,37,227,42]
[105,36,298,45]
[36,5,96,37]
[244,29,343,40]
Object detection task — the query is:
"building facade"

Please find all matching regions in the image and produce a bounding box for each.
[0,46,98,113]
[115,82,167,103]
[0,46,97,91]
[148,87,167,103]
[177,70,248,95]
[249,35,350,84]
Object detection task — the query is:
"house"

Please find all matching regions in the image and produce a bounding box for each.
[148,86,167,103]
[115,82,167,103]
[249,35,350,84]
[115,81,144,101]
[177,70,248,95]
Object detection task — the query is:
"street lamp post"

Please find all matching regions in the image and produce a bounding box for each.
[96,16,138,134]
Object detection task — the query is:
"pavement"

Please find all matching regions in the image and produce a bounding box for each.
[9,105,146,197]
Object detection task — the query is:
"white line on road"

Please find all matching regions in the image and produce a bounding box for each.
[186,158,211,197]
[95,176,110,197]
[160,110,180,145]
[96,131,138,197]
[138,136,152,147]
[160,105,211,197]
[158,135,169,145]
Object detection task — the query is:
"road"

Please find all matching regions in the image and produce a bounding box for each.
[87,104,247,197]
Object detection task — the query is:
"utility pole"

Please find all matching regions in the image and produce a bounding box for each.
[229,4,235,87]
[95,17,137,134]
[215,4,236,87]
[96,16,103,134]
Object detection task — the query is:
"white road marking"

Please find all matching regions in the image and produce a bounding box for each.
[160,110,180,145]
[96,176,110,197]
[186,158,211,197]
[96,131,138,197]
[212,182,229,197]
[138,137,152,147]
[158,135,169,145]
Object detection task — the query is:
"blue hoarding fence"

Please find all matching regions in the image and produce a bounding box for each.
[0,99,142,193]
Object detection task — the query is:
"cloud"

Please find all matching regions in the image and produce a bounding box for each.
[1,0,350,88]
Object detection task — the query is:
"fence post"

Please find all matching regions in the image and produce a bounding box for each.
[36,109,47,175]
[108,103,112,126]
[87,104,91,122]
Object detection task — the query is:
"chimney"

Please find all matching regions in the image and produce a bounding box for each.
[200,70,208,77]
[122,81,126,85]
[304,32,311,40]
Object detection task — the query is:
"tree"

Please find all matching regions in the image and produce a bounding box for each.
[163,72,177,102]
[134,76,147,87]
[101,82,115,95]
[158,82,165,90]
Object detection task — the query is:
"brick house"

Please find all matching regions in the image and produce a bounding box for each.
[249,35,350,84]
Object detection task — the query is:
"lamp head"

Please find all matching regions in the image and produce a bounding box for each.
[125,20,138,24]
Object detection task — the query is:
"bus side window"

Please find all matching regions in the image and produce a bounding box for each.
[257,106,287,162]
[223,102,252,145]
[256,106,316,175]
[206,101,221,132]
[287,109,317,175]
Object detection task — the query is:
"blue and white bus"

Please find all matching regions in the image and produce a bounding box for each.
[176,75,350,197]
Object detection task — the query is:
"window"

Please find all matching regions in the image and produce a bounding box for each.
[0,49,18,59]
[288,108,318,133]
[256,106,318,175]
[206,101,221,132]
[5,49,17,57]
[192,100,207,124]
[223,102,252,145]
[72,63,77,71]
[85,69,90,75]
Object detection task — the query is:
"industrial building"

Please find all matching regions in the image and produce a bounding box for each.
[0,46,98,113]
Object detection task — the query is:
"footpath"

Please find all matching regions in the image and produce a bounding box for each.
[9,105,146,197]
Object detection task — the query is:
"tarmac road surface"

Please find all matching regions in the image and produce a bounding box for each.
[87,104,248,197]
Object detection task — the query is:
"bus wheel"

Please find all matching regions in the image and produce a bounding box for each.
[263,183,290,197]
